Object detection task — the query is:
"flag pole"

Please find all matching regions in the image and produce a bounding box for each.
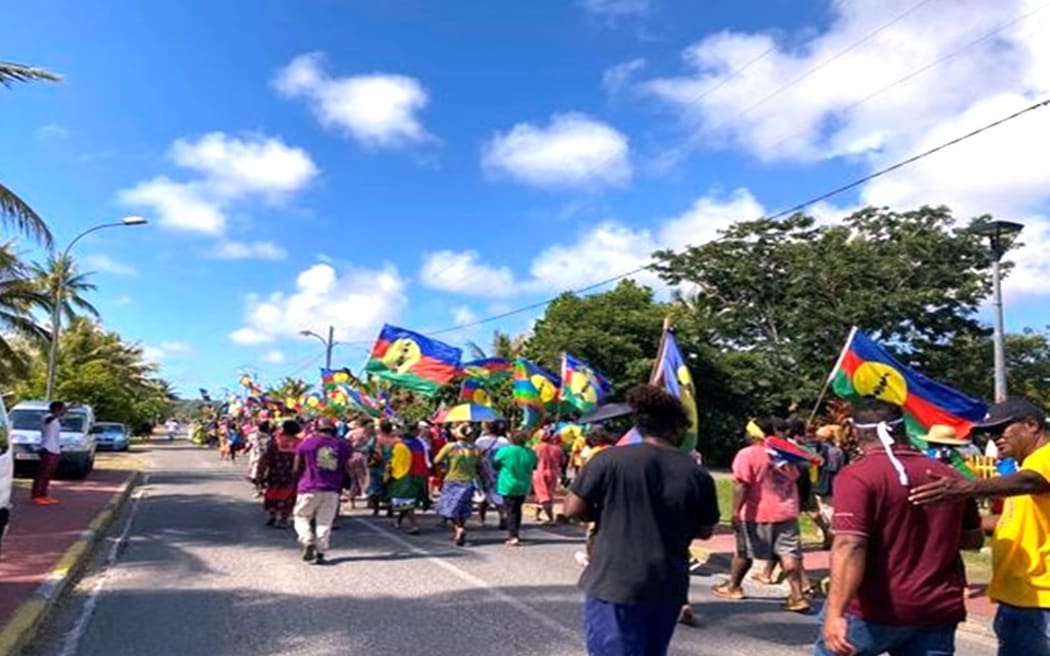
[806,326,858,427]
[651,315,672,384]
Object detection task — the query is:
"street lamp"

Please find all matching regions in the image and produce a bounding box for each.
[300,326,338,370]
[970,220,1024,403]
[45,216,149,400]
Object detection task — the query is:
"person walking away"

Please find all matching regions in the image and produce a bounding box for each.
[261,420,302,527]
[433,423,481,546]
[387,427,429,534]
[816,397,983,656]
[565,385,720,656]
[293,418,351,565]
[476,420,511,528]
[909,398,1050,656]
[428,424,448,499]
[247,419,273,497]
[573,428,616,568]
[810,425,846,550]
[532,431,564,525]
[32,401,66,505]
[493,431,538,546]
[714,416,810,612]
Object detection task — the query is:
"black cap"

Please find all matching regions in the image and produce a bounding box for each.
[974,398,1047,431]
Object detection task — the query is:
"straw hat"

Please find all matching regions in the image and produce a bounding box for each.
[922,424,970,446]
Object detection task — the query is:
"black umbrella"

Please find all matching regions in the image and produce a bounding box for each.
[577,402,633,424]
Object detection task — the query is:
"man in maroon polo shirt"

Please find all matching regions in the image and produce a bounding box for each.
[815,397,984,656]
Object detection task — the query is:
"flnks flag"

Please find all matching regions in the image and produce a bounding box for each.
[560,353,611,414]
[365,324,462,397]
[460,379,492,407]
[461,358,513,383]
[829,327,987,477]
[652,330,699,453]
[513,358,560,428]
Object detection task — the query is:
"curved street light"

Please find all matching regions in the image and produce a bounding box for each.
[299,326,338,370]
[45,216,149,400]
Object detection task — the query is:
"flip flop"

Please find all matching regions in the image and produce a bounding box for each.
[784,597,812,613]
[750,572,778,585]
[711,582,745,600]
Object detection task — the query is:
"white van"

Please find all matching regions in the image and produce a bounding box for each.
[0,395,12,556]
[9,401,96,479]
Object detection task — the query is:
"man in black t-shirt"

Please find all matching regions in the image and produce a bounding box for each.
[565,385,720,656]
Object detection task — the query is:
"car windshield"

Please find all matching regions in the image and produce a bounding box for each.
[10,409,88,433]
[91,425,126,436]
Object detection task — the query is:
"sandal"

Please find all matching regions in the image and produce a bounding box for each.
[711,582,745,600]
[784,597,812,613]
[750,572,778,585]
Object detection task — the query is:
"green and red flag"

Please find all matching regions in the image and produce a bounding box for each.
[365,324,462,397]
[829,327,988,478]
[513,358,560,428]
[560,353,612,414]
[461,358,513,383]
[459,379,493,407]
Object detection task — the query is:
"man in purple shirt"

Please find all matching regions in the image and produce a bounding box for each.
[293,418,352,565]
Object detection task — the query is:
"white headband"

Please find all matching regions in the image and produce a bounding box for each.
[852,417,909,486]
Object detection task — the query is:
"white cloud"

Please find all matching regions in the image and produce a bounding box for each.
[229,327,274,346]
[141,341,193,364]
[82,254,137,276]
[482,113,631,188]
[37,123,69,139]
[603,58,647,93]
[274,52,431,148]
[113,295,133,306]
[232,262,407,345]
[452,306,478,326]
[118,132,317,235]
[419,250,519,297]
[262,350,286,364]
[580,0,651,18]
[210,240,288,261]
[641,0,1050,299]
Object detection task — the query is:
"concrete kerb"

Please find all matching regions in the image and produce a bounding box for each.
[0,470,141,656]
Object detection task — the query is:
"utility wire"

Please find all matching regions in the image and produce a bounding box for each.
[361,96,1050,341]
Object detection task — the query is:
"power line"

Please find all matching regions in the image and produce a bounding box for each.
[762,0,1050,155]
[368,96,1050,341]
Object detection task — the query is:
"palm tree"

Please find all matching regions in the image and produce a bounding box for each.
[0,242,50,374]
[32,254,100,325]
[1,60,60,246]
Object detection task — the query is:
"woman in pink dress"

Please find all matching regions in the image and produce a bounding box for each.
[531,432,564,525]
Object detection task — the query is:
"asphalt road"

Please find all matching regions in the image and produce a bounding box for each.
[25,441,998,656]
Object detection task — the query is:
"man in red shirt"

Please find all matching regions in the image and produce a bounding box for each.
[816,397,984,656]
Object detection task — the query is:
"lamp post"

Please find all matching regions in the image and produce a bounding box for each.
[300,326,338,370]
[970,220,1024,403]
[45,216,148,400]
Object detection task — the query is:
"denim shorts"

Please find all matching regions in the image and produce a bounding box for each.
[813,607,957,656]
[994,603,1050,656]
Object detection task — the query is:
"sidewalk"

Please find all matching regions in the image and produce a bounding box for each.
[0,464,139,653]
[690,527,996,634]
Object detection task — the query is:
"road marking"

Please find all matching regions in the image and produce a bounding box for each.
[57,475,149,656]
[352,518,579,640]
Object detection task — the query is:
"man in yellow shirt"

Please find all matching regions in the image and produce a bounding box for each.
[909,398,1050,656]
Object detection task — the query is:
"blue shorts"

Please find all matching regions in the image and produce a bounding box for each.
[813,607,957,656]
[994,603,1050,656]
[584,596,680,656]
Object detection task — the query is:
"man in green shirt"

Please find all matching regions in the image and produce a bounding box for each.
[494,432,538,546]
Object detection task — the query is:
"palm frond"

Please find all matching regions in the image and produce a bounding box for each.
[0,61,61,86]
[0,182,53,247]
[464,339,488,360]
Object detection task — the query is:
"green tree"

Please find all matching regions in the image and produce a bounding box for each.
[652,205,995,409]
[0,242,49,375]
[1,60,59,246]
[525,279,668,396]
[32,254,100,324]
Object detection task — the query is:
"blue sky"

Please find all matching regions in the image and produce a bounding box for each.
[3,0,1050,396]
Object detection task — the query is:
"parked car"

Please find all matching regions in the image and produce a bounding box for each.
[0,396,12,559]
[9,401,96,479]
[91,422,130,451]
